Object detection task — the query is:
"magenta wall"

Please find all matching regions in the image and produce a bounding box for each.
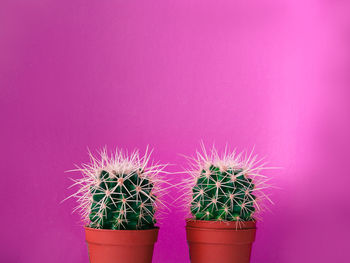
[1,1,350,262]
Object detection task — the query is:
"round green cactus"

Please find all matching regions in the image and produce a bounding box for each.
[185,144,272,222]
[89,168,156,229]
[67,148,167,230]
[191,166,256,221]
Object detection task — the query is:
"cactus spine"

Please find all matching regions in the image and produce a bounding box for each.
[68,148,167,230]
[184,144,272,222]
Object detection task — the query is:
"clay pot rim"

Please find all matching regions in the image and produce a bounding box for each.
[186,218,256,224]
[84,226,159,233]
[185,218,256,230]
[186,218,256,222]
[186,226,256,233]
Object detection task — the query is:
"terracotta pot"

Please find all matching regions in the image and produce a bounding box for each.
[186,220,256,263]
[84,226,159,263]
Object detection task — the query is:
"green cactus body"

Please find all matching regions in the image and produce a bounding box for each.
[191,165,256,221]
[67,148,166,231]
[89,169,156,230]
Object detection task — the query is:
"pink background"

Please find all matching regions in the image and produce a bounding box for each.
[1,0,350,262]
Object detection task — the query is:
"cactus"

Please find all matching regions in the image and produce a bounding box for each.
[182,144,273,223]
[66,147,167,230]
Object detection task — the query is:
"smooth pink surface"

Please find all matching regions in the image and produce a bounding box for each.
[1,1,349,262]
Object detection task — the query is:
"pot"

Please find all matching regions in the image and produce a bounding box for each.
[84,226,159,263]
[186,220,256,263]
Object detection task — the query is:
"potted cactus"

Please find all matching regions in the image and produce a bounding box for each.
[66,147,167,263]
[182,144,273,263]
